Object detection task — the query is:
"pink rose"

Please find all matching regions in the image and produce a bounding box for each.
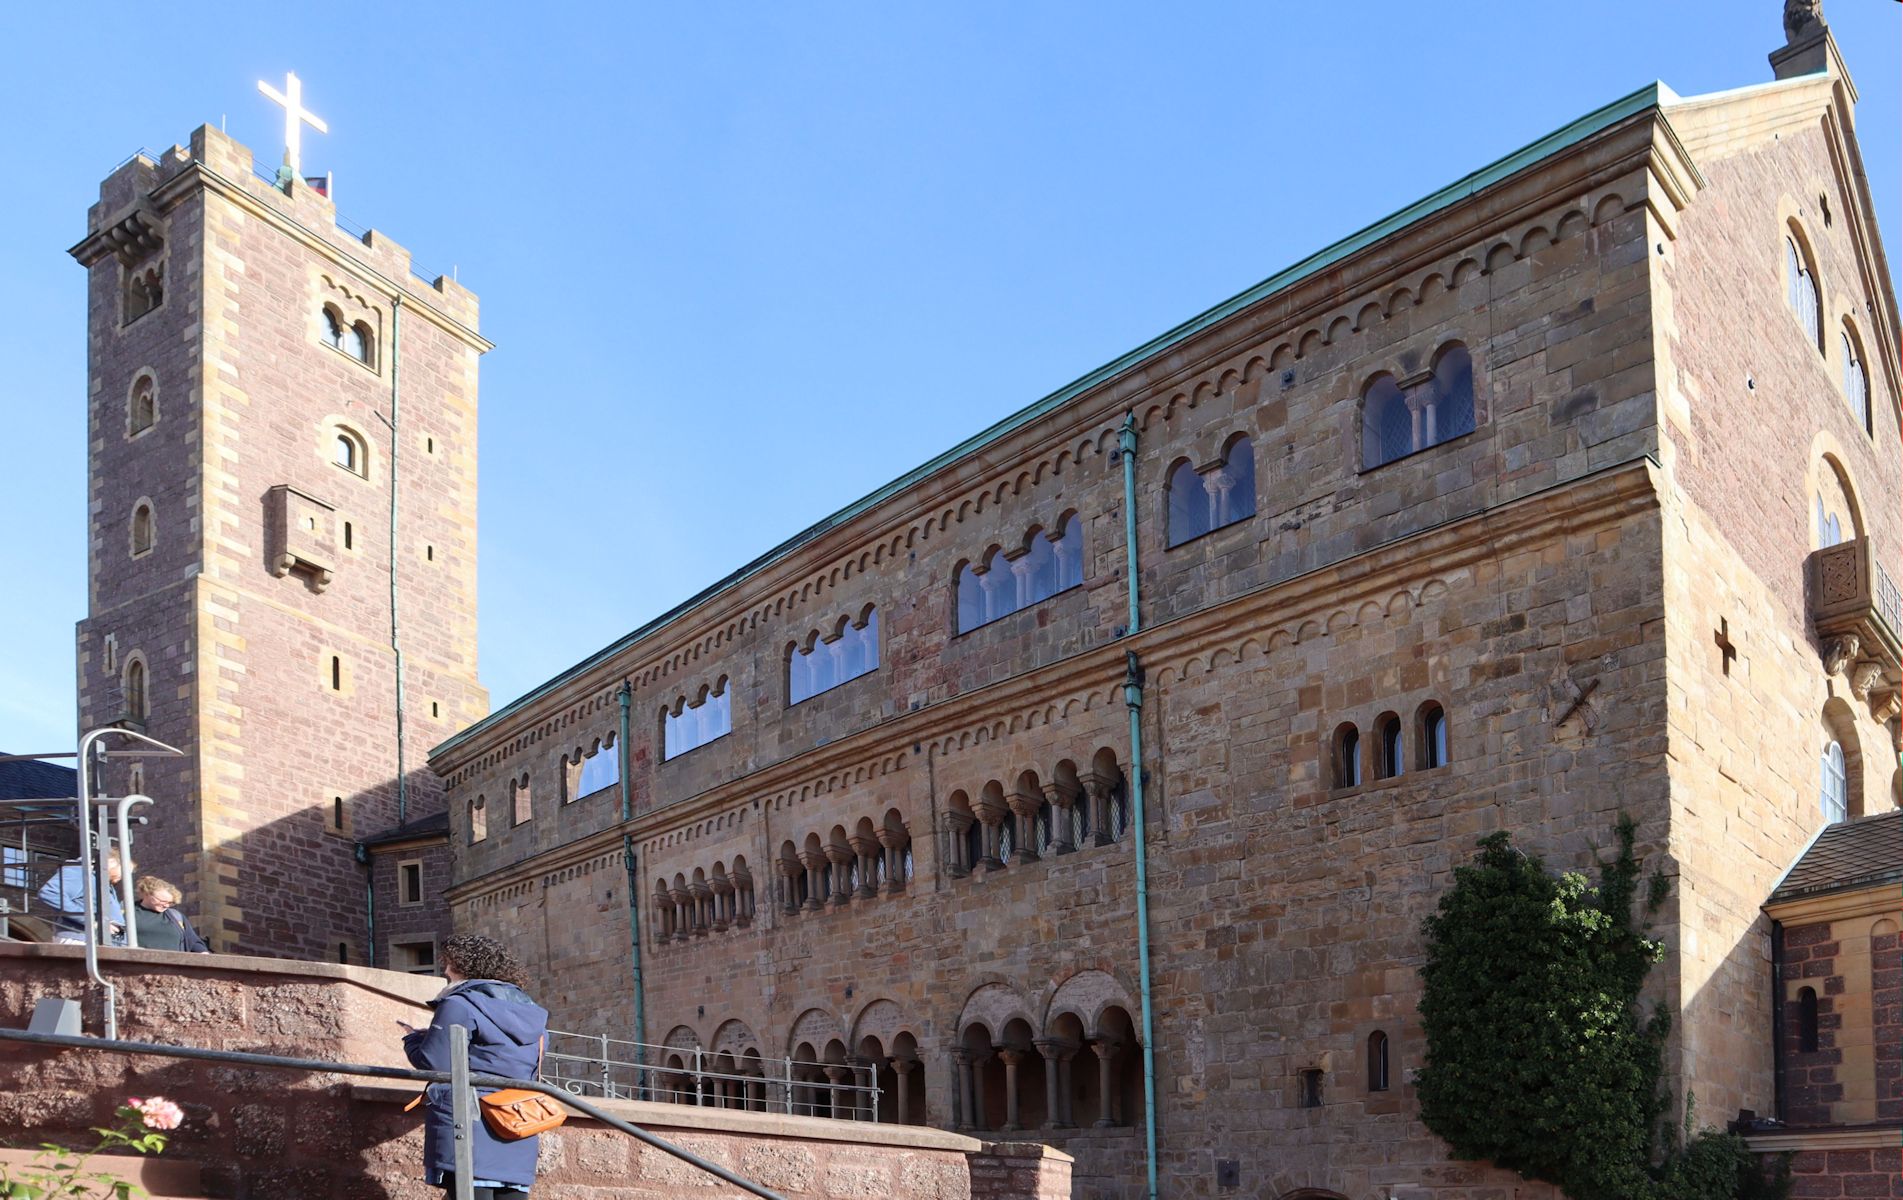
[132,1096,184,1131]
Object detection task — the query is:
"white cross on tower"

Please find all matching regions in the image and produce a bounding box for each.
[257,71,328,176]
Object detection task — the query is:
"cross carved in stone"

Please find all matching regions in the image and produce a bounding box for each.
[1554,676,1600,732]
[1715,618,1738,677]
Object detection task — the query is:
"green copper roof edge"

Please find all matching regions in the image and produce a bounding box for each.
[433,80,1667,760]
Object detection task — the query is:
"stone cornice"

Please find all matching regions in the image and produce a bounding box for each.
[1744,1123,1903,1152]
[1764,884,1903,924]
[445,457,1662,906]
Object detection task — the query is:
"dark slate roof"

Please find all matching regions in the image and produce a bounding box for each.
[1768,810,1903,904]
[359,809,449,848]
[0,755,77,803]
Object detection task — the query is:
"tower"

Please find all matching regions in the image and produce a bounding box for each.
[70,122,488,958]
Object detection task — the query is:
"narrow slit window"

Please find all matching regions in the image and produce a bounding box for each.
[330,656,343,691]
[1377,715,1404,780]
[1797,986,1819,1053]
[1368,1031,1390,1092]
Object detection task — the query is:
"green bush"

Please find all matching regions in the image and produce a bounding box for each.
[1415,816,1789,1200]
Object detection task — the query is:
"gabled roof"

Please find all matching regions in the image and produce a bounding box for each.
[1768,810,1903,904]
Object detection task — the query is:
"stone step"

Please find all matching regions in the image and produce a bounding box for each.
[0,1146,202,1197]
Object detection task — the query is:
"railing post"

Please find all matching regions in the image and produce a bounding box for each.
[694,1046,706,1106]
[449,1024,476,1200]
[869,1061,882,1124]
[600,1032,612,1098]
[784,1056,795,1115]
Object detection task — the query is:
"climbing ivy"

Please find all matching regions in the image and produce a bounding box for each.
[1416,816,1790,1200]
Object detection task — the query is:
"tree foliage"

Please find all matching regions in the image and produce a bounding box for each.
[1416,816,1789,1200]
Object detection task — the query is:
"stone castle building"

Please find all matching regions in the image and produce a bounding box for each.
[68,124,484,962]
[426,10,1900,1200]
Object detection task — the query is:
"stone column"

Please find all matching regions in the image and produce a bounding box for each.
[876,824,909,895]
[1205,465,1234,526]
[733,869,753,927]
[1043,782,1078,855]
[691,881,713,937]
[1092,1040,1123,1127]
[779,860,801,915]
[891,1054,918,1124]
[1009,553,1035,609]
[823,1065,853,1118]
[946,812,974,877]
[797,850,826,912]
[1034,1038,1075,1129]
[848,833,879,899]
[998,1048,1024,1131]
[670,887,692,942]
[825,842,854,908]
[973,791,1009,870]
[950,1048,973,1130]
[1081,772,1115,846]
[1007,787,1043,863]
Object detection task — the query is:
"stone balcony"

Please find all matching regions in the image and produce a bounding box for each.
[1808,537,1902,676]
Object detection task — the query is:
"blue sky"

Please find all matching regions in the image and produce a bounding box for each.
[1,2,1897,753]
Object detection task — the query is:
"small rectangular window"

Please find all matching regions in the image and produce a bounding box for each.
[393,938,437,974]
[343,521,353,550]
[399,860,424,907]
[336,942,349,964]
[1299,1068,1324,1109]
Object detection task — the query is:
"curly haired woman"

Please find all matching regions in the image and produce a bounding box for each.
[401,934,550,1199]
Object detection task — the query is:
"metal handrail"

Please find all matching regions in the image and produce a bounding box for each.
[539,1030,881,1119]
[0,1026,784,1200]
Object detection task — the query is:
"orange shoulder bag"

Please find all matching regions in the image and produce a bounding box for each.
[478,1035,566,1140]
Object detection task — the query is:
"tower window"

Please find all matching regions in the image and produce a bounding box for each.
[425,545,434,562]
[333,430,366,477]
[1368,1031,1390,1092]
[327,794,347,833]
[1797,986,1819,1053]
[469,794,488,843]
[130,503,155,557]
[129,376,157,435]
[330,655,343,691]
[1362,343,1477,469]
[124,658,148,724]
[123,264,163,325]
[342,521,353,550]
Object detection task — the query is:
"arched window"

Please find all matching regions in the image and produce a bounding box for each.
[955,513,1084,634]
[511,775,532,826]
[469,794,487,844]
[1334,724,1362,789]
[1819,740,1847,824]
[334,429,366,477]
[322,307,346,351]
[1796,986,1819,1053]
[571,735,619,798]
[123,265,162,324]
[1367,1031,1390,1092]
[788,607,880,704]
[1815,493,1845,548]
[663,678,732,760]
[1361,344,1476,469]
[1785,235,1821,349]
[130,503,154,556]
[1376,714,1404,780]
[1166,434,1257,547]
[129,376,156,435]
[1841,327,1869,434]
[123,658,147,724]
[1419,703,1448,769]
[349,321,374,366]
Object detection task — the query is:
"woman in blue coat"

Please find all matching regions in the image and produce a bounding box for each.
[402,934,550,1199]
